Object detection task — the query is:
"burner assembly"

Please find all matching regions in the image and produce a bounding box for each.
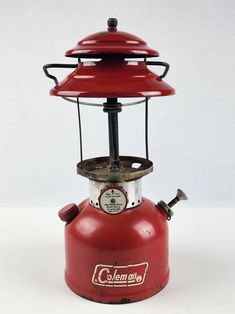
[43,18,188,304]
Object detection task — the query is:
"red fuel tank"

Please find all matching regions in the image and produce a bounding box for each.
[60,197,169,304]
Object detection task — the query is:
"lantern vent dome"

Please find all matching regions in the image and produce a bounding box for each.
[65,18,159,58]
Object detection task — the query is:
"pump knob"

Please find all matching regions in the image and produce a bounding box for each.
[107,18,118,31]
[58,203,80,222]
[168,189,188,208]
[157,189,188,220]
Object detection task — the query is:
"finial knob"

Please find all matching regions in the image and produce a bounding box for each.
[107,18,118,31]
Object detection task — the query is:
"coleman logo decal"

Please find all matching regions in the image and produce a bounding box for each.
[92,262,148,287]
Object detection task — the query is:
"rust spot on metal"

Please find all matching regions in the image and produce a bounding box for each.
[77,155,153,182]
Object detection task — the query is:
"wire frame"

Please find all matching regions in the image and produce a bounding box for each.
[76,97,150,166]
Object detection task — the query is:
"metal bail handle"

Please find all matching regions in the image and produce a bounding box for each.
[43,61,170,86]
[43,63,77,85]
[42,63,151,107]
[146,61,170,79]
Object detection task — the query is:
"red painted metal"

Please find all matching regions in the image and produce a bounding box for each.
[58,203,80,222]
[61,197,169,303]
[43,18,183,304]
[65,30,158,58]
[50,57,175,98]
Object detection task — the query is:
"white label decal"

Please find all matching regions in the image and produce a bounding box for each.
[99,187,127,214]
[92,262,148,287]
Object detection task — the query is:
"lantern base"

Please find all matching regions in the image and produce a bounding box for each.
[65,271,169,304]
[62,197,169,304]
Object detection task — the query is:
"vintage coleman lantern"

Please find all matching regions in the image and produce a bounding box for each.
[43,18,187,303]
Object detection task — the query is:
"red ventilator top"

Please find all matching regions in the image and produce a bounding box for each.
[50,57,174,98]
[48,18,175,98]
[65,18,158,58]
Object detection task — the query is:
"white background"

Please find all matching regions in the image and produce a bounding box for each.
[0,0,234,313]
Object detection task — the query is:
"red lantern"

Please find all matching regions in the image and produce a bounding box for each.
[43,18,187,304]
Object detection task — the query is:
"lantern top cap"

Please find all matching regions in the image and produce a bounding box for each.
[65,18,159,58]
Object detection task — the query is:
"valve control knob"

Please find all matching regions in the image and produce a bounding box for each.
[58,203,80,222]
